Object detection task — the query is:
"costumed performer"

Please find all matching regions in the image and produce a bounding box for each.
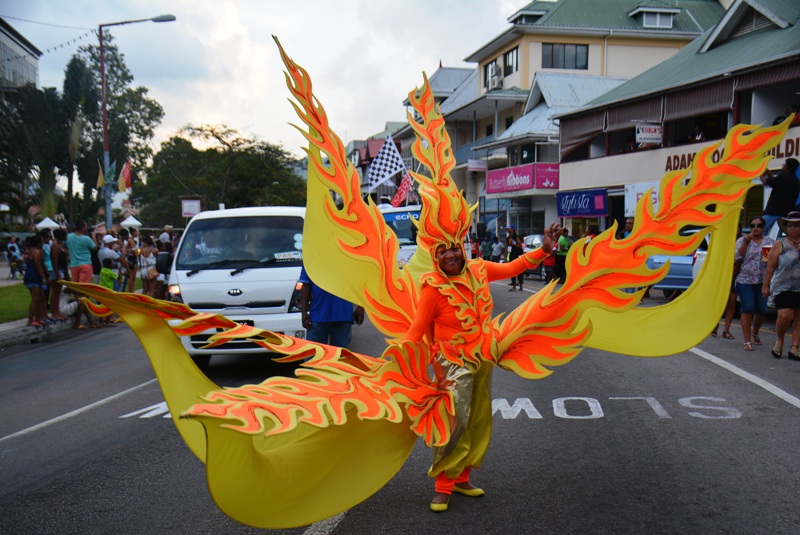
[404,223,559,511]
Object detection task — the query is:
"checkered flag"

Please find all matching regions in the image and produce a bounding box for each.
[367,134,406,192]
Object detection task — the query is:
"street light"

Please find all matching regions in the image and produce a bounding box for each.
[99,14,176,230]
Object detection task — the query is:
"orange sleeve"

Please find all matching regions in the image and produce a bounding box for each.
[402,284,439,343]
[484,248,548,281]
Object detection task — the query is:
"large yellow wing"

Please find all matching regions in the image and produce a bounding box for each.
[65,282,457,529]
[275,38,418,340]
[496,120,791,378]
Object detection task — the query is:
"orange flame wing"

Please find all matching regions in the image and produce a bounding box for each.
[274,38,417,340]
[496,120,791,378]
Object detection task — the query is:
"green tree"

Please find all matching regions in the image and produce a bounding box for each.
[0,94,28,223]
[74,33,164,216]
[61,56,99,224]
[136,125,306,226]
[16,85,67,219]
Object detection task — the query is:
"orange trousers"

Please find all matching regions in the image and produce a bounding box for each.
[434,467,471,495]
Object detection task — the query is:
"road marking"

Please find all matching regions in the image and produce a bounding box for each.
[303,513,345,535]
[690,347,800,408]
[0,379,158,443]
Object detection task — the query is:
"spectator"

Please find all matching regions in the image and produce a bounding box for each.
[506,225,525,291]
[155,241,173,299]
[159,224,173,245]
[118,228,136,292]
[66,221,96,283]
[23,234,49,329]
[688,126,705,143]
[490,236,505,262]
[62,287,99,330]
[299,265,364,347]
[480,235,493,260]
[761,158,800,233]
[99,257,118,290]
[98,234,125,291]
[763,211,800,360]
[139,236,158,297]
[39,229,53,314]
[6,237,24,280]
[554,227,570,282]
[50,228,70,321]
[734,216,773,350]
[617,217,634,240]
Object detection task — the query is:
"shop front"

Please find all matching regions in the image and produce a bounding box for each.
[480,162,559,237]
[556,188,609,238]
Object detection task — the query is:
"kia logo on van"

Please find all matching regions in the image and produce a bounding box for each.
[227,289,243,296]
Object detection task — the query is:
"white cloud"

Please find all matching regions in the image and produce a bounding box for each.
[4,0,519,158]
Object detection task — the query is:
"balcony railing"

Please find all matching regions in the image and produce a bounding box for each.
[453,134,503,165]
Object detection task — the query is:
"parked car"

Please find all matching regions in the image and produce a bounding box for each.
[522,234,573,281]
[646,229,709,300]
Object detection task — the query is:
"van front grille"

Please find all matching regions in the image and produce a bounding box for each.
[189,333,284,350]
[187,300,286,310]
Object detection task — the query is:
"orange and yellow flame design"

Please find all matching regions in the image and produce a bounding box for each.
[405,74,475,258]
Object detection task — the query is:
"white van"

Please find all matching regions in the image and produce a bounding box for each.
[167,206,306,367]
[380,204,421,266]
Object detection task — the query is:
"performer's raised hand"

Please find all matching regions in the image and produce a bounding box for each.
[541,222,562,253]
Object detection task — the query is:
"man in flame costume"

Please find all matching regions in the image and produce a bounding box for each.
[66,40,793,529]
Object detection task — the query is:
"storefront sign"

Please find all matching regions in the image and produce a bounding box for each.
[468,159,488,172]
[636,123,663,144]
[534,163,559,189]
[487,163,535,193]
[557,188,608,218]
[624,182,660,217]
[182,199,202,218]
[664,128,800,172]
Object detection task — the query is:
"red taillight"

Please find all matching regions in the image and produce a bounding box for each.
[692,251,698,266]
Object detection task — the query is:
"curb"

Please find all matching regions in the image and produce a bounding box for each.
[0,319,76,350]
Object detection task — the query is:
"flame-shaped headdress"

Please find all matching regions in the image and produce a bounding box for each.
[406,75,476,260]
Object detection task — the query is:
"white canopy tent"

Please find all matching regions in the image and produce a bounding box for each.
[34,217,60,230]
[120,215,142,229]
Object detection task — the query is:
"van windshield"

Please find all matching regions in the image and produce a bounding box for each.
[175,215,304,270]
[382,209,420,246]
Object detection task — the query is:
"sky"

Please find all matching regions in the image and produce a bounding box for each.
[3,0,522,158]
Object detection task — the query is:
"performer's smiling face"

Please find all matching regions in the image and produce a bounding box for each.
[436,244,464,276]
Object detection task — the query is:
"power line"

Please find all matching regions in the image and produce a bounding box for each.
[0,14,92,30]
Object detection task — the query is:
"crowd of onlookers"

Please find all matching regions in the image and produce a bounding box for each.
[3,223,179,330]
[713,158,800,361]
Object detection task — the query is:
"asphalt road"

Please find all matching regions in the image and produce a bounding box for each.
[2,282,800,534]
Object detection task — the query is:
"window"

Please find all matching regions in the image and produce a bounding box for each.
[484,61,499,88]
[485,124,494,137]
[643,12,673,28]
[505,116,514,130]
[504,47,519,77]
[542,43,588,70]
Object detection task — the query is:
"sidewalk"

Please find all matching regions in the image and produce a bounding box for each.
[0,263,75,350]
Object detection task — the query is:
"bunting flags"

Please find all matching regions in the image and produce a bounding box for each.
[118,161,131,193]
[96,163,104,189]
[367,134,406,192]
[390,172,413,207]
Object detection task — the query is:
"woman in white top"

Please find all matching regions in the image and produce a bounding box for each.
[139,236,157,297]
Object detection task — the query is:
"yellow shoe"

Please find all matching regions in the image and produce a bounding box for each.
[429,495,449,512]
[453,485,485,497]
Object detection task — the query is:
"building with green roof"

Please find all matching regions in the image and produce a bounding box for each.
[556,0,800,228]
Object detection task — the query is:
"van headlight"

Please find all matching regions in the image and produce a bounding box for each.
[168,284,183,303]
